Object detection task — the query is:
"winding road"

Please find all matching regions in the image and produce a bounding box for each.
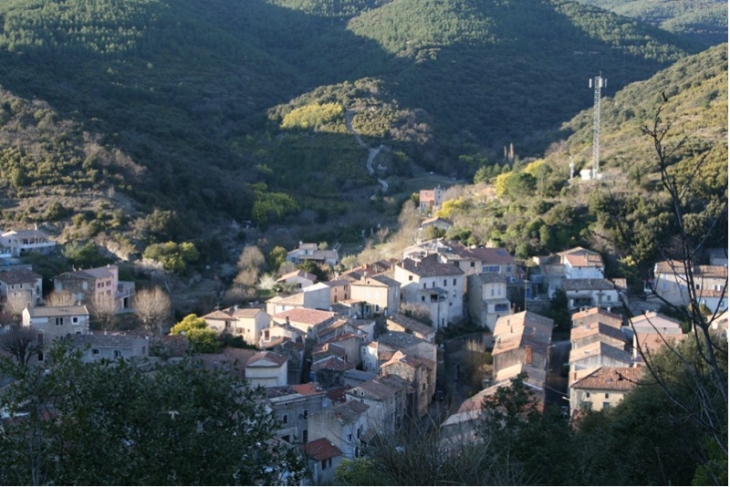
[345,110,388,193]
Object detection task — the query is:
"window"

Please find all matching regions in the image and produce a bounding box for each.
[72,316,79,324]
[321,458,332,470]
[302,429,308,443]
[92,349,100,355]
[470,262,475,268]
[408,275,413,281]
[490,288,495,297]
[421,296,425,302]
[357,427,361,439]
[423,283,427,289]
[585,392,591,399]
[55,317,64,326]
[602,402,611,410]
[282,414,288,424]
[113,350,122,358]
[604,393,610,399]
[37,351,44,362]
[443,279,447,286]
[82,281,88,290]
[302,409,308,419]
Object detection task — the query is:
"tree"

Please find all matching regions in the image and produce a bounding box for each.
[2,292,30,323]
[268,245,288,272]
[0,326,42,366]
[143,241,199,273]
[399,302,431,325]
[89,294,117,331]
[44,291,75,307]
[63,241,113,269]
[170,314,218,353]
[0,341,305,485]
[635,100,728,477]
[133,287,171,334]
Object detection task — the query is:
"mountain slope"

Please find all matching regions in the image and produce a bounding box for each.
[575,0,729,48]
[0,0,712,245]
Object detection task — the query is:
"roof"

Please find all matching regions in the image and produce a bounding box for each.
[324,279,350,288]
[301,438,342,461]
[352,273,399,288]
[246,351,287,367]
[571,366,644,392]
[629,312,683,333]
[290,382,325,396]
[635,332,687,356]
[310,356,353,372]
[558,247,604,268]
[381,350,435,370]
[273,308,335,326]
[376,331,430,350]
[421,216,453,227]
[27,305,89,317]
[467,246,516,265]
[562,279,616,291]
[71,334,145,349]
[312,342,346,358]
[0,269,42,285]
[332,400,369,422]
[277,270,317,283]
[386,313,435,337]
[398,254,464,278]
[349,378,399,400]
[570,341,632,365]
[654,260,728,278]
[2,229,51,239]
[475,272,506,284]
[570,322,627,344]
[572,307,623,327]
[58,265,117,281]
[493,311,554,338]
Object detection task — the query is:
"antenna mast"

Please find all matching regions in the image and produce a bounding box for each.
[589,73,606,179]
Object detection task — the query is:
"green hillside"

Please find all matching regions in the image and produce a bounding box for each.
[423,43,727,278]
[575,0,729,47]
[0,0,710,248]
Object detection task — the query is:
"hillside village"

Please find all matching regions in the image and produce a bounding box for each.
[1,188,726,484]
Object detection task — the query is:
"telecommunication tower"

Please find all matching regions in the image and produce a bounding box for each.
[589,74,606,179]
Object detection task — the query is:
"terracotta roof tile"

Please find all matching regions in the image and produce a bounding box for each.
[571,366,643,391]
[273,308,336,326]
[302,438,342,461]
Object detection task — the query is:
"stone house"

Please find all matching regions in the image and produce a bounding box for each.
[394,253,464,329]
[492,311,553,387]
[301,438,343,485]
[651,260,728,312]
[22,305,90,342]
[245,351,288,387]
[70,334,149,362]
[265,282,331,315]
[53,264,135,311]
[569,342,632,384]
[324,279,350,305]
[271,308,337,340]
[562,278,621,311]
[386,313,436,343]
[308,400,370,460]
[569,366,643,415]
[380,350,435,419]
[286,242,339,267]
[264,382,327,445]
[467,273,512,331]
[418,186,446,213]
[345,374,409,435]
[0,269,43,309]
[202,306,271,347]
[276,270,317,290]
[558,247,605,280]
[0,229,56,256]
[349,273,400,317]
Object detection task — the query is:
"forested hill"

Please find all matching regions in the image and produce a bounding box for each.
[0,0,709,246]
[574,0,728,48]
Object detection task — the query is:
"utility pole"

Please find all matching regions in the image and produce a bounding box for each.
[589,74,607,179]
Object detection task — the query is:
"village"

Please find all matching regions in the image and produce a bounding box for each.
[0,187,727,484]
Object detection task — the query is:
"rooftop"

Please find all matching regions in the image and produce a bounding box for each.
[0,269,42,285]
[272,308,336,326]
[398,254,464,278]
[571,366,644,392]
[301,438,342,461]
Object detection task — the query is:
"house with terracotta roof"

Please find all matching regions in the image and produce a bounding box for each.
[569,366,643,415]
[420,216,453,232]
[308,400,370,460]
[572,307,624,328]
[558,247,605,280]
[394,253,465,329]
[276,270,317,290]
[570,321,627,351]
[271,308,337,339]
[0,269,43,309]
[492,311,553,388]
[374,331,438,366]
[386,313,436,342]
[53,264,135,312]
[345,374,409,435]
[301,437,343,485]
[467,273,512,331]
[651,260,728,312]
[349,273,400,317]
[418,186,446,213]
[245,351,288,387]
[628,312,686,364]
[202,305,270,346]
[380,350,435,418]
[569,341,632,384]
